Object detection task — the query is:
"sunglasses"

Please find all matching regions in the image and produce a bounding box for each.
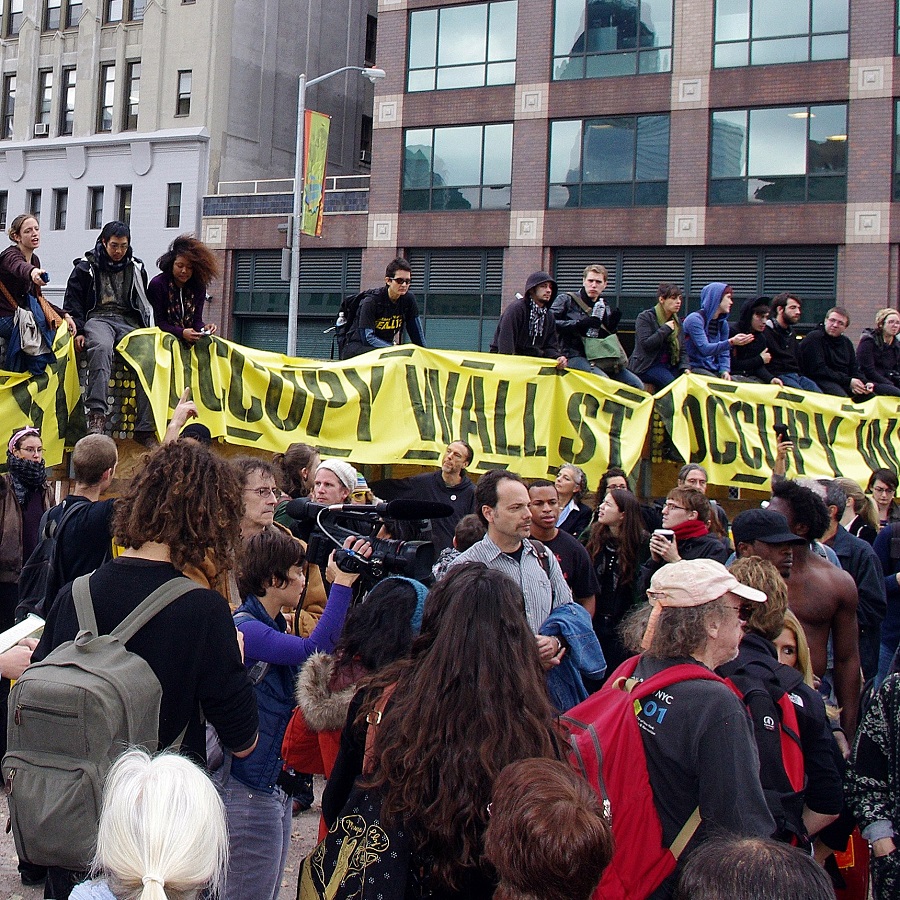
[727,603,756,623]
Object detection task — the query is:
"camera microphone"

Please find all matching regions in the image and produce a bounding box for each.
[283,496,453,521]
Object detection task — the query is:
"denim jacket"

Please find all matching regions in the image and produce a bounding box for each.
[540,603,607,712]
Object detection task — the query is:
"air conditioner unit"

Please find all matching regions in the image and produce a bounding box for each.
[359,149,371,164]
[33,123,49,136]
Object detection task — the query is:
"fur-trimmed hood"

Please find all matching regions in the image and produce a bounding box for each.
[295,652,359,733]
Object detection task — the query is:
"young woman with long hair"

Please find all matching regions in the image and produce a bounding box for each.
[319,562,565,898]
[584,489,650,675]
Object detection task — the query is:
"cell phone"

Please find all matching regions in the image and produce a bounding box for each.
[773,424,790,443]
[40,272,50,283]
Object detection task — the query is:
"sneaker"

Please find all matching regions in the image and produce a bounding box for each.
[133,430,159,449]
[87,412,107,435]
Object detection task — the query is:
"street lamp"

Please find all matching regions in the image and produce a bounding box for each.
[287,65,386,357]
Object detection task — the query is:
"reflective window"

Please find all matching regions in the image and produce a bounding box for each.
[97,63,115,132]
[402,123,513,211]
[714,0,847,67]
[710,104,847,203]
[88,187,104,229]
[553,0,673,80]
[44,0,60,30]
[549,115,669,208]
[2,75,15,139]
[123,61,139,130]
[59,67,75,135]
[176,70,191,116]
[408,1,516,92]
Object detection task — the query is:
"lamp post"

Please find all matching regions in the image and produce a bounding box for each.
[287,65,386,357]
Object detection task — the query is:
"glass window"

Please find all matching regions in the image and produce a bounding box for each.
[710,103,847,203]
[129,0,144,19]
[407,1,516,92]
[714,0,848,67]
[36,70,52,128]
[176,70,191,116]
[402,123,512,211]
[553,0,673,80]
[2,75,14,139]
[66,0,82,27]
[548,114,670,208]
[166,182,181,228]
[365,15,377,66]
[105,0,121,22]
[59,67,75,135]
[44,0,61,30]
[53,188,67,230]
[116,184,131,224]
[27,189,41,218]
[88,187,104,229]
[0,192,7,231]
[7,0,23,36]
[123,61,139,130]
[97,63,115,132]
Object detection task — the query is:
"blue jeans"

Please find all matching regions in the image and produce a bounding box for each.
[778,372,822,393]
[568,355,644,389]
[636,363,682,390]
[219,772,292,900]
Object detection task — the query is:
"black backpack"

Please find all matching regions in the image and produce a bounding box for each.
[330,289,378,359]
[16,499,88,622]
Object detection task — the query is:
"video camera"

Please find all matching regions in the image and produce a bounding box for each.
[283,496,453,583]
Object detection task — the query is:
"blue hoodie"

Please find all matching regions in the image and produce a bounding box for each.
[683,282,732,374]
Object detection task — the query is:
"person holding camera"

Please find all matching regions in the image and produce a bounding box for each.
[218,528,366,900]
[857,308,900,397]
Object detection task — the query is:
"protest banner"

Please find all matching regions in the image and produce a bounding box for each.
[117,330,654,483]
[0,328,81,466]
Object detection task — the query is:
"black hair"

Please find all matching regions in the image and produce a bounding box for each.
[771,479,830,542]
[658,282,682,300]
[474,469,527,527]
[333,578,419,674]
[237,529,305,599]
[868,467,899,493]
[99,221,130,242]
[385,257,412,279]
[528,478,557,492]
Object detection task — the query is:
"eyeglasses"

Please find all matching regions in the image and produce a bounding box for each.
[244,487,277,498]
[16,446,43,456]
[872,486,894,495]
[390,277,411,285]
[663,501,686,511]
[727,603,756,623]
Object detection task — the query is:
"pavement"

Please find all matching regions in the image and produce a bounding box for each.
[0,777,324,900]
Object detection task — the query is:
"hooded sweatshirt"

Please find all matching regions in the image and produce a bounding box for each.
[683,282,732,374]
[731,298,775,382]
[491,271,563,358]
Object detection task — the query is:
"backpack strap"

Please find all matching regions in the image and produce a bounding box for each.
[112,577,199,643]
[527,539,557,608]
[669,807,702,860]
[72,574,99,636]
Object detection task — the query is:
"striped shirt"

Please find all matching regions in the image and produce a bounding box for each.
[446,534,573,632]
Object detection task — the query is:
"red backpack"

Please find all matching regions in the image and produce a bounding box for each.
[563,656,740,900]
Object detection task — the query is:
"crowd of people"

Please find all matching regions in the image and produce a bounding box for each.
[4,245,900,898]
[1,399,900,899]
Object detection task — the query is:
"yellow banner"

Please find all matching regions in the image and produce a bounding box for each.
[655,374,900,488]
[117,330,655,483]
[0,327,81,466]
[301,110,330,237]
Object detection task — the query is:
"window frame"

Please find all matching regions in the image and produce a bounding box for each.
[165,182,181,228]
[53,188,68,230]
[27,189,41,218]
[35,69,53,129]
[551,0,674,81]
[123,60,140,130]
[116,184,132,224]
[2,74,15,140]
[709,102,848,205]
[713,0,849,69]
[176,70,191,116]
[407,0,517,92]
[97,62,115,133]
[43,0,61,31]
[59,66,76,135]
[88,186,104,230]
[548,113,671,209]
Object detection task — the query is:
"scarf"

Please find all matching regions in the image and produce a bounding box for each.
[528,299,547,344]
[671,519,709,542]
[166,277,197,329]
[6,452,46,505]
[655,302,681,362]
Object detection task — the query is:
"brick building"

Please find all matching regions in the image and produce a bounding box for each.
[204,0,900,358]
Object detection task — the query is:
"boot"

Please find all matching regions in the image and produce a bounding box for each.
[87,412,107,435]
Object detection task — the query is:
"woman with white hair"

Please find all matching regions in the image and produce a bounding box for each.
[555,464,591,538]
[71,748,227,900]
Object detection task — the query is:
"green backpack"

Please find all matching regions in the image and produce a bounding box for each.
[3,573,195,870]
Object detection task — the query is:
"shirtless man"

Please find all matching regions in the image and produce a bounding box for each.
[766,479,861,738]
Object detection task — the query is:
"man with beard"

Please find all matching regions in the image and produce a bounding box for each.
[763,293,821,392]
[491,272,567,369]
[766,479,861,738]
